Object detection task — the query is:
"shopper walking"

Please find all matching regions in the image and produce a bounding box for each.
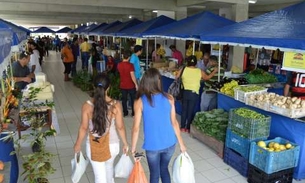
[117,51,138,117]
[130,45,143,81]
[61,40,74,81]
[80,38,91,70]
[70,37,80,77]
[74,73,129,183]
[131,68,186,183]
[54,35,61,52]
[178,55,218,133]
[28,42,42,74]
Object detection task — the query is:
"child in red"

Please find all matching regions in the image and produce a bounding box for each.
[117,51,138,117]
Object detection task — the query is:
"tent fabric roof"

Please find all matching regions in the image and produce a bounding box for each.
[33,27,55,33]
[70,25,87,34]
[86,23,108,35]
[18,26,32,35]
[116,15,176,38]
[92,21,122,35]
[101,19,143,36]
[0,29,12,62]
[143,11,235,40]
[200,2,305,52]
[0,19,26,45]
[56,27,72,33]
[80,24,98,34]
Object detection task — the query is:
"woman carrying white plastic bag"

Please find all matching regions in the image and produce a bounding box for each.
[114,154,133,178]
[71,151,89,183]
[172,152,195,183]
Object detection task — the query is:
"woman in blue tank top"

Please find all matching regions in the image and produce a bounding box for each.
[131,68,186,183]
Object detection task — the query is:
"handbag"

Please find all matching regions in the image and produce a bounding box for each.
[115,154,134,178]
[172,152,195,183]
[89,131,111,162]
[168,66,186,100]
[127,161,148,183]
[71,151,89,183]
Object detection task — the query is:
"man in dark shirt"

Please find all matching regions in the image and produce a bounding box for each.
[13,51,35,90]
[70,37,79,77]
[284,72,305,99]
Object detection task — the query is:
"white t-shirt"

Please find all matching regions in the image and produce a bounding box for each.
[29,50,42,73]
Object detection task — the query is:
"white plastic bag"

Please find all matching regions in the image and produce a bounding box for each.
[172,152,195,183]
[88,56,93,75]
[71,151,89,183]
[115,154,134,178]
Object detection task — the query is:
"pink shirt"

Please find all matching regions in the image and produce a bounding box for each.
[172,50,183,65]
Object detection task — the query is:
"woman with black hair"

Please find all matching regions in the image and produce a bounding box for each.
[177,55,218,133]
[74,73,129,183]
[131,68,186,183]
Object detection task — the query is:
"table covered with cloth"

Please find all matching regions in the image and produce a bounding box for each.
[217,92,305,180]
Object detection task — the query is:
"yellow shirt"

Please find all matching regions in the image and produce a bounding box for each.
[80,42,91,52]
[182,67,202,94]
[195,51,203,61]
[186,46,193,57]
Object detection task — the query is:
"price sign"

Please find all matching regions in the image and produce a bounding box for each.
[282,52,305,72]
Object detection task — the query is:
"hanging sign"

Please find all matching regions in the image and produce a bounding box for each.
[136,38,142,45]
[282,52,305,73]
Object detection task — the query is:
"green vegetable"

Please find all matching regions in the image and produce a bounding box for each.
[234,108,265,119]
[245,69,277,84]
[193,109,229,142]
[234,85,266,92]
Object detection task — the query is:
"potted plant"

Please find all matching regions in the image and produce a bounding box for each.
[108,72,121,100]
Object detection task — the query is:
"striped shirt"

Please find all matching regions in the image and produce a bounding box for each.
[204,66,225,91]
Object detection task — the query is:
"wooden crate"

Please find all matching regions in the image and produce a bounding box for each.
[190,124,224,158]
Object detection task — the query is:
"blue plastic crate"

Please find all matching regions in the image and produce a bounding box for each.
[249,137,300,174]
[225,129,266,159]
[224,147,249,177]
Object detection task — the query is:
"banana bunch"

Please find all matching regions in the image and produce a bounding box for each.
[157,46,166,57]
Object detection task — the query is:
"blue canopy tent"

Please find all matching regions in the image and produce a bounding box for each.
[101,18,143,36]
[18,26,31,35]
[116,15,176,38]
[70,25,87,34]
[143,11,235,40]
[80,24,98,35]
[32,27,55,34]
[56,27,72,34]
[199,2,305,53]
[88,23,108,36]
[0,29,13,79]
[90,21,122,36]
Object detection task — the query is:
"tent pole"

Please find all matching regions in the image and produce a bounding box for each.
[192,40,195,55]
[146,38,149,70]
[154,37,157,53]
[255,48,259,69]
[218,45,221,82]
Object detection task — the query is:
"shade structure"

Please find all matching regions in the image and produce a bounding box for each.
[200,2,305,52]
[143,11,235,40]
[116,15,176,38]
[92,21,122,36]
[18,26,31,35]
[32,27,55,34]
[79,24,98,35]
[0,28,12,63]
[0,19,27,44]
[70,25,87,34]
[88,23,108,36]
[101,18,143,36]
[56,27,72,33]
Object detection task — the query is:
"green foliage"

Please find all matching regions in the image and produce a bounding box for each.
[108,72,121,100]
[72,70,93,91]
[245,69,278,84]
[193,109,229,142]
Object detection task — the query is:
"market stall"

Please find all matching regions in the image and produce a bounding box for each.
[217,93,305,179]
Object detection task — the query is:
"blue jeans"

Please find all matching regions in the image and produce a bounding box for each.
[81,52,89,70]
[181,90,199,130]
[146,144,176,183]
[121,88,136,116]
[200,91,217,111]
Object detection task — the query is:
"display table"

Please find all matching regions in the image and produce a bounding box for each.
[217,93,305,180]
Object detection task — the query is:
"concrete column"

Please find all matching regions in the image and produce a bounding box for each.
[230,3,248,70]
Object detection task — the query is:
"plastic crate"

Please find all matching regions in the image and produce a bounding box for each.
[224,147,249,177]
[246,98,270,111]
[249,137,300,174]
[225,129,266,159]
[228,108,271,140]
[247,164,293,183]
[234,87,268,103]
[269,104,305,119]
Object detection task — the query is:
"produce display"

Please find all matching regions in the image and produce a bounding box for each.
[234,85,268,103]
[211,77,248,92]
[257,140,294,152]
[192,109,229,142]
[234,85,266,92]
[219,80,239,96]
[245,68,278,84]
